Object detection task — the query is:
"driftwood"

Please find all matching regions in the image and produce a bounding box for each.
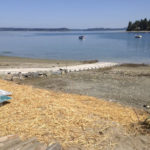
[0,135,62,150]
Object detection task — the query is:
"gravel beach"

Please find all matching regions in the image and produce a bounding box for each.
[17,63,150,108]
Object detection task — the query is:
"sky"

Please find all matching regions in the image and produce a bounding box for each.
[0,0,150,28]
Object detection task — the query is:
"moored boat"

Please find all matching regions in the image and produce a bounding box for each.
[135,35,142,38]
[79,36,85,40]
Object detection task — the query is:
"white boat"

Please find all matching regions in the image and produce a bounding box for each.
[135,35,142,38]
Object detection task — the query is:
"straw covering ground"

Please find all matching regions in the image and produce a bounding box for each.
[0,79,147,149]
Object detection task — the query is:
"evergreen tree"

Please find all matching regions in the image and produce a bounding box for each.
[127,18,150,31]
[148,20,150,30]
[127,21,132,31]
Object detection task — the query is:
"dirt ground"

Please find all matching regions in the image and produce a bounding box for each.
[17,64,150,109]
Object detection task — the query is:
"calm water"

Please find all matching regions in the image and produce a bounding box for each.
[0,31,150,63]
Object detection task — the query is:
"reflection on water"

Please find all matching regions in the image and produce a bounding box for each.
[0,31,150,63]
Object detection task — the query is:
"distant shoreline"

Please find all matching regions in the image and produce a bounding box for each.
[0,27,125,32]
[126,31,150,33]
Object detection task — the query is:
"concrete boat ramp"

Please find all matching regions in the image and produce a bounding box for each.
[0,62,119,75]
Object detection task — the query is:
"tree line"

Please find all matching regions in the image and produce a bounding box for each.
[127,18,150,31]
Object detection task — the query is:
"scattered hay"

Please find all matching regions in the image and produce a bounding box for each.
[0,79,147,149]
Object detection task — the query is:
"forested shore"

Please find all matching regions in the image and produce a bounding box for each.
[127,18,150,31]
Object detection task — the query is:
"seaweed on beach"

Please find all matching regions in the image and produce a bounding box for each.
[120,63,149,67]
[81,60,99,64]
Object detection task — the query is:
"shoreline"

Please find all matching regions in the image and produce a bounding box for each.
[0,55,150,66]
[0,55,81,63]
[0,55,83,68]
[126,31,150,33]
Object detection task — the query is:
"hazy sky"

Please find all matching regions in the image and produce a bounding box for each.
[0,0,150,28]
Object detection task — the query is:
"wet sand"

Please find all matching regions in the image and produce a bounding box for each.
[0,56,82,68]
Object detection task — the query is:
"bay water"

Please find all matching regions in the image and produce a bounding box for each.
[0,31,150,63]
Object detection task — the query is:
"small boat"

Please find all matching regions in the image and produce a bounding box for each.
[79,36,85,40]
[135,35,142,38]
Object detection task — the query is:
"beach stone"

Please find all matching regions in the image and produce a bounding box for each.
[12,75,19,81]
[29,72,36,77]
[19,75,25,80]
[32,72,40,78]
[46,71,52,76]
[52,71,61,75]
[5,73,13,81]
[23,72,37,78]
[23,72,31,78]
[60,69,68,75]
[23,74,29,78]
[38,72,47,78]
[16,72,23,80]
[22,72,48,79]
[61,70,65,75]
[42,72,48,78]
